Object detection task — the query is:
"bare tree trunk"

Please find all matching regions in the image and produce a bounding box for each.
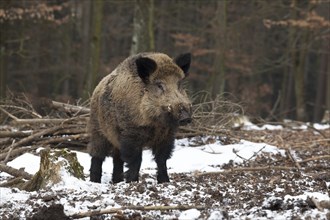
[130,0,155,55]
[288,0,310,121]
[325,15,330,118]
[293,0,316,121]
[61,21,72,98]
[88,0,104,96]
[293,31,308,121]
[83,0,104,99]
[210,0,227,98]
[313,43,327,122]
[0,26,6,101]
[78,0,91,98]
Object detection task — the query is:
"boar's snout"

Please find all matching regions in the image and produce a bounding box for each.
[178,104,192,126]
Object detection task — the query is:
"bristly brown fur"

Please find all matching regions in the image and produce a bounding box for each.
[88,52,192,183]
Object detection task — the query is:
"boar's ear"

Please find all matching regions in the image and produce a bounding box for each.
[136,57,157,83]
[174,53,191,77]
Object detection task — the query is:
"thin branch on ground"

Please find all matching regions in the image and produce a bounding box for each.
[197,166,298,176]
[69,205,205,219]
[297,155,330,163]
[286,148,302,171]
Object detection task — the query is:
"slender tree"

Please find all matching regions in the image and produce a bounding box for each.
[130,0,155,55]
[83,0,104,99]
[210,0,227,98]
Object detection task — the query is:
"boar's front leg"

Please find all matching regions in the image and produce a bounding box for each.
[120,137,143,182]
[90,156,105,183]
[112,148,124,183]
[153,139,175,183]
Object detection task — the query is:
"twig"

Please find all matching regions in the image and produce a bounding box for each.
[233,148,247,161]
[297,155,330,163]
[0,163,33,180]
[0,106,19,120]
[247,145,266,161]
[286,148,301,171]
[0,104,42,118]
[197,166,298,176]
[3,141,14,163]
[10,118,67,125]
[69,205,205,219]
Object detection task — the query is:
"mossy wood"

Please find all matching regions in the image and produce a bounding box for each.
[23,148,85,191]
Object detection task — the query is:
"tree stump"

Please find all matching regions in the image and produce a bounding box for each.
[23,148,85,191]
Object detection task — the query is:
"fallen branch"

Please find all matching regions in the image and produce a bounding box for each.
[69,205,205,219]
[197,166,298,176]
[5,126,63,151]
[0,163,33,180]
[0,130,32,138]
[38,134,89,146]
[0,176,24,187]
[11,118,68,125]
[51,101,90,115]
[0,146,37,162]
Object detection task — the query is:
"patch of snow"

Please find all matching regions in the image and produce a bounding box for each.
[313,123,330,130]
[5,153,40,175]
[0,187,30,205]
[284,192,329,202]
[178,208,200,220]
[243,122,283,131]
[243,121,330,131]
[0,139,285,181]
[208,210,226,220]
[71,139,284,179]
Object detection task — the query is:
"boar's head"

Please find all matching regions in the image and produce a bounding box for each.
[137,53,192,126]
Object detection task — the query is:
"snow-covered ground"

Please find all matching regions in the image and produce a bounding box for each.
[0,123,329,219]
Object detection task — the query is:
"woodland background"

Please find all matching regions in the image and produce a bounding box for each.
[0,0,329,122]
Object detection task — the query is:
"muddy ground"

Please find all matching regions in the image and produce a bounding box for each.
[0,127,329,220]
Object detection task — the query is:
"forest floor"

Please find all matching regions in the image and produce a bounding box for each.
[0,123,329,220]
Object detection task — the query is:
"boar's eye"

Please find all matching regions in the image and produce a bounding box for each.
[156,82,166,92]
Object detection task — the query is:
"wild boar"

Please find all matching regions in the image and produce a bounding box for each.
[88,52,192,183]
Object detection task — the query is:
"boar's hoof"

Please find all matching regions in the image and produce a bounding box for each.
[157,174,170,183]
[124,170,139,183]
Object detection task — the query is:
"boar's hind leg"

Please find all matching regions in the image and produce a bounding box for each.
[153,140,175,183]
[112,148,124,183]
[89,132,112,183]
[120,138,143,183]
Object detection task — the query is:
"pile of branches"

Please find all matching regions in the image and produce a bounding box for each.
[0,93,243,164]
